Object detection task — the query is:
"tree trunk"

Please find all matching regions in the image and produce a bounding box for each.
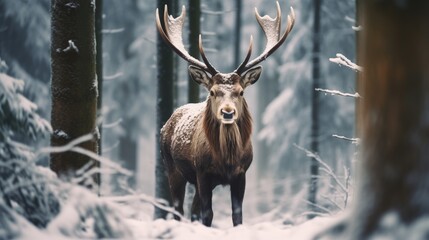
[155,0,175,219]
[308,0,321,219]
[50,0,99,188]
[96,0,103,157]
[117,0,139,191]
[347,1,429,239]
[233,0,242,68]
[188,0,201,103]
[95,0,103,190]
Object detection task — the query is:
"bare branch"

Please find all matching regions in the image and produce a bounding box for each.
[104,72,123,81]
[294,144,348,194]
[101,28,125,34]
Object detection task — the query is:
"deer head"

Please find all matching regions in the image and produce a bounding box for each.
[156,2,295,124]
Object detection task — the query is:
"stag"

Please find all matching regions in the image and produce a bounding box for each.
[156,2,295,227]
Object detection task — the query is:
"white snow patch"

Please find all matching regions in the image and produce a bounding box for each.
[54,129,70,139]
[170,101,206,148]
[60,40,79,53]
[127,216,336,240]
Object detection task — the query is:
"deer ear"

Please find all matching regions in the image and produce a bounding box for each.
[241,66,262,88]
[188,65,211,89]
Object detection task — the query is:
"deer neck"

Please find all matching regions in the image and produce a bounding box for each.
[203,99,252,164]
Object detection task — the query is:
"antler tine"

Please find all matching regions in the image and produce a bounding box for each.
[156,5,218,75]
[235,2,295,75]
[234,35,254,74]
[198,35,218,75]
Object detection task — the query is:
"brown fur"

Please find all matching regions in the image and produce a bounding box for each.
[161,91,254,226]
[202,98,252,166]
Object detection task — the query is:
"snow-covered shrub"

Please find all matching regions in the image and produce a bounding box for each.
[0,66,58,228]
[0,61,132,238]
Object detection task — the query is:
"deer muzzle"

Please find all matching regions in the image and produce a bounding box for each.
[221,109,236,124]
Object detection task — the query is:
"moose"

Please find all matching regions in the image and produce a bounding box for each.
[156,2,295,227]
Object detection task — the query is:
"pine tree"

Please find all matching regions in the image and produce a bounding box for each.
[0,61,59,228]
[0,60,132,238]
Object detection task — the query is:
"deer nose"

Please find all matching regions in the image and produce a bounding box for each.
[221,109,235,120]
[221,106,236,122]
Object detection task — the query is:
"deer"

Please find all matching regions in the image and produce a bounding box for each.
[156,1,295,227]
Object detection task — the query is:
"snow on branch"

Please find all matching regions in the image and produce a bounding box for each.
[64,40,78,52]
[329,53,363,72]
[104,72,123,81]
[352,25,362,31]
[101,28,125,34]
[332,134,360,145]
[315,88,361,98]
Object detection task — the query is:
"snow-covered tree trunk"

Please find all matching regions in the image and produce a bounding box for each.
[155,0,175,219]
[347,1,429,239]
[50,0,99,187]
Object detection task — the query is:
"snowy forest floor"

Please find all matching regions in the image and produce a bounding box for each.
[18,193,338,240]
[64,204,335,239]
[126,215,335,239]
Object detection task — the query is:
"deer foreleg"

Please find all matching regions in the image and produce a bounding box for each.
[197,173,213,226]
[230,174,246,226]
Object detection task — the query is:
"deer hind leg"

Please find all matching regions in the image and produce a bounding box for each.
[167,170,186,220]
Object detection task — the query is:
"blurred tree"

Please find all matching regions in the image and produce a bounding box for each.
[233,0,242,68]
[0,0,51,120]
[348,1,429,239]
[155,0,175,219]
[116,0,140,189]
[316,1,429,239]
[50,0,99,188]
[0,66,58,228]
[188,0,201,103]
[308,0,322,218]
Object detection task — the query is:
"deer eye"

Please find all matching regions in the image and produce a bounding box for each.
[240,91,244,96]
[210,90,215,97]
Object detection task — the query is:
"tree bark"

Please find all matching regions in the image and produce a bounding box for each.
[348,1,429,238]
[50,0,99,188]
[155,0,174,219]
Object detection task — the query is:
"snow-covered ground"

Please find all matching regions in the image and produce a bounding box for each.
[126,216,334,240]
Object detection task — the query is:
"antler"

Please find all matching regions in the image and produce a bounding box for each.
[234,1,295,75]
[156,5,218,76]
